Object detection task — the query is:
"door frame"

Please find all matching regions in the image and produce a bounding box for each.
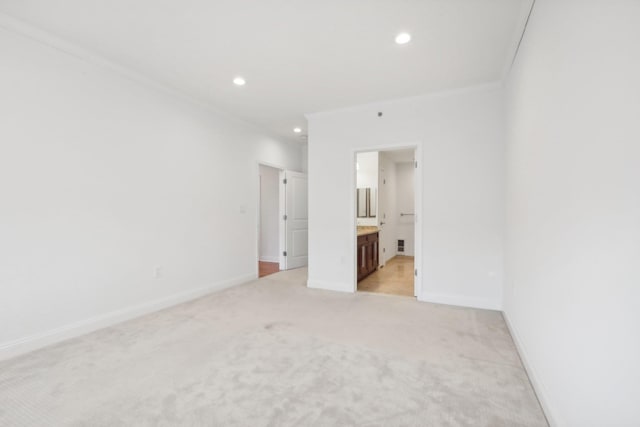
[351,143,423,298]
[256,161,286,277]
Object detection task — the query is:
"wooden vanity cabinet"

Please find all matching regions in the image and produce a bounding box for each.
[357,232,378,282]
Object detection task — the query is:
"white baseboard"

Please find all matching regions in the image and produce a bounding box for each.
[384,252,398,263]
[397,251,414,257]
[259,256,279,263]
[0,273,255,362]
[307,279,353,293]
[419,291,501,311]
[503,311,559,427]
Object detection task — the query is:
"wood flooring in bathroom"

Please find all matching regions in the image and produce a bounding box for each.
[357,256,414,297]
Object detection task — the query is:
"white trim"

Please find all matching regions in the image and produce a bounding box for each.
[0,12,298,145]
[503,312,558,427]
[414,147,423,298]
[259,256,280,263]
[279,170,287,270]
[257,160,288,171]
[420,292,501,311]
[305,82,502,118]
[499,0,537,80]
[307,280,353,293]
[0,273,255,362]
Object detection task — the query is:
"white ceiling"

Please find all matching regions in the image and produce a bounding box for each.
[0,0,532,142]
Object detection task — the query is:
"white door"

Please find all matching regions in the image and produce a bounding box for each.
[279,170,308,270]
[377,153,395,267]
[377,159,387,268]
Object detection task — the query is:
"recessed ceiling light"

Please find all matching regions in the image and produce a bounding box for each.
[395,32,411,45]
[293,127,302,133]
[233,76,246,86]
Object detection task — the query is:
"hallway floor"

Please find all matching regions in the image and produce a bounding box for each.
[258,261,279,278]
[358,256,414,297]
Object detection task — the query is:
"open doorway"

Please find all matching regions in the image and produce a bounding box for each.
[354,148,419,297]
[258,164,309,278]
[258,164,281,277]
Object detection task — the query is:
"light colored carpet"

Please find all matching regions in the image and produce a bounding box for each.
[0,268,547,426]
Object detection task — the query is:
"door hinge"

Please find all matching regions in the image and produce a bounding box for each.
[283,214,288,221]
[283,178,287,184]
[414,160,418,169]
[283,251,287,256]
[414,269,418,277]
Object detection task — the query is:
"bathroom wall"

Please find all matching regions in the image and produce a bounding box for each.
[395,162,415,256]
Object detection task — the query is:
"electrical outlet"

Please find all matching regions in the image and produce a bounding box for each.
[154,266,162,279]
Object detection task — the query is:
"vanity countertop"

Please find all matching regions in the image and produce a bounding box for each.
[357,226,379,237]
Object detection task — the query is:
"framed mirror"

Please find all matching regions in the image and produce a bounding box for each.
[357,188,368,217]
[357,188,377,218]
[368,188,377,218]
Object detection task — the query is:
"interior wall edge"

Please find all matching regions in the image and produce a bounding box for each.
[503,311,559,427]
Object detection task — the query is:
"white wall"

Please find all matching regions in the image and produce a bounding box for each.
[0,26,302,359]
[503,1,640,426]
[356,151,378,226]
[300,142,308,173]
[307,84,505,309]
[395,162,415,257]
[259,165,280,263]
